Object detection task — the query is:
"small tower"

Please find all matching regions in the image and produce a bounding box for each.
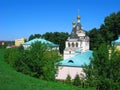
[77,15,80,23]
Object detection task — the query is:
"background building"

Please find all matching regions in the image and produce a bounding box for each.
[15,38,25,46]
[23,38,59,50]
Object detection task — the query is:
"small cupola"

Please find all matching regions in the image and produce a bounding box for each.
[72,21,76,27]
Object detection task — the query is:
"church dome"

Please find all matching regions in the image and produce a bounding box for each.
[72,21,76,25]
[77,16,80,20]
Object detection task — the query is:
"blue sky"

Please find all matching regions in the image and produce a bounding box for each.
[0,0,120,40]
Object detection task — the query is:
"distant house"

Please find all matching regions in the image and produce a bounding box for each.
[15,38,25,46]
[23,38,59,50]
[1,41,5,45]
[56,15,93,80]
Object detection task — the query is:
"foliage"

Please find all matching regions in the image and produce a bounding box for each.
[65,74,72,85]
[42,32,69,54]
[84,44,120,90]
[88,11,120,50]
[1,49,94,90]
[15,42,61,81]
[28,34,41,41]
[88,28,105,50]
[28,32,69,54]
[73,74,81,87]
[4,48,20,67]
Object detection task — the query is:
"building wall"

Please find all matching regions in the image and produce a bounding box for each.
[56,66,85,80]
[116,45,120,50]
[15,38,25,46]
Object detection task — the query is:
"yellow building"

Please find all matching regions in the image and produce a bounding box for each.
[15,38,25,46]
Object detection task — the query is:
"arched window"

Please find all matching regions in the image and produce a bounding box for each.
[76,42,78,47]
[68,60,74,63]
[72,43,74,47]
[69,51,71,54]
[68,43,70,47]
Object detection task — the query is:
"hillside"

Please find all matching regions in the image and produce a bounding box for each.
[0,49,93,90]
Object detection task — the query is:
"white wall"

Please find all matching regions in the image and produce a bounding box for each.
[56,66,85,80]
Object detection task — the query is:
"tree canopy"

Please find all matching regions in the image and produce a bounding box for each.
[88,11,120,50]
[84,44,120,90]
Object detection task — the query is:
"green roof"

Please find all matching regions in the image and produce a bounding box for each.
[24,38,59,47]
[112,35,120,45]
[60,50,93,67]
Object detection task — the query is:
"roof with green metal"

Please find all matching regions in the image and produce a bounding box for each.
[24,38,59,47]
[60,50,93,67]
[112,35,120,45]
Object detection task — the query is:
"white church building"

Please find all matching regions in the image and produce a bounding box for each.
[56,15,93,80]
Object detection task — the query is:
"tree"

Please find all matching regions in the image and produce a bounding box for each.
[84,43,120,90]
[4,48,20,67]
[15,41,61,81]
[88,11,120,49]
[73,74,81,87]
[65,74,72,85]
[88,28,105,50]
[42,32,69,54]
[28,34,41,41]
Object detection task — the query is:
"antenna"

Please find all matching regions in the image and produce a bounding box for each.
[78,9,80,16]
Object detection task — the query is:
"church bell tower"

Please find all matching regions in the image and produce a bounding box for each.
[63,15,90,59]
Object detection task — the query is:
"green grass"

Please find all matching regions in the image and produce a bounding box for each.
[0,49,94,90]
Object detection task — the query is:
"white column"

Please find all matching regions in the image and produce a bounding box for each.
[66,42,68,48]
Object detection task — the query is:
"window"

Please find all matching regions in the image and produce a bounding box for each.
[72,43,74,47]
[69,51,71,54]
[76,42,78,47]
[68,60,74,63]
[68,43,70,47]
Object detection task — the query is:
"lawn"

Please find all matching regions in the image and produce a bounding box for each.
[0,49,94,90]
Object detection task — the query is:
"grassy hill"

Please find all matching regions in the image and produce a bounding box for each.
[0,49,93,90]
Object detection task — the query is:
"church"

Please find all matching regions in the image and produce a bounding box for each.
[56,15,93,80]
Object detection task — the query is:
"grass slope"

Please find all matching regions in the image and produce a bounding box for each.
[0,49,93,90]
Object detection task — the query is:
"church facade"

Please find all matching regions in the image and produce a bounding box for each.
[64,15,89,60]
[56,15,93,80]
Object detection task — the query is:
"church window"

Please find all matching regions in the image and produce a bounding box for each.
[68,60,74,63]
[72,43,74,47]
[76,42,78,47]
[69,51,71,54]
[68,43,70,47]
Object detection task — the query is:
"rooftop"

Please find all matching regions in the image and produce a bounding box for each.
[24,38,59,47]
[60,50,93,67]
[112,35,120,45]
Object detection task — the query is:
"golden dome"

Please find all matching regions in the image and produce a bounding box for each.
[77,16,80,20]
[72,21,76,25]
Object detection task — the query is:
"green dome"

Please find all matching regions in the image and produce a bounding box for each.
[72,21,76,25]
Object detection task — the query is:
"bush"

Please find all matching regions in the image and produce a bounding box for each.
[15,42,61,81]
[73,74,81,87]
[65,74,72,85]
[4,48,20,67]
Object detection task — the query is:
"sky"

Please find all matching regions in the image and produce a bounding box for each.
[0,0,120,40]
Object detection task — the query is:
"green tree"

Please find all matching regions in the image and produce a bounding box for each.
[73,74,81,87]
[4,48,20,67]
[88,11,120,49]
[42,32,69,54]
[15,41,61,81]
[65,74,72,85]
[28,34,41,41]
[88,28,105,50]
[84,43,120,90]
